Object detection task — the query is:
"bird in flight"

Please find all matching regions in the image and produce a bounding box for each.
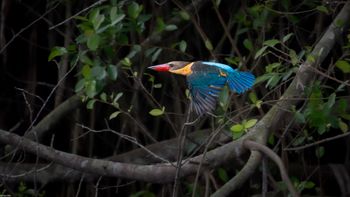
[148,61,255,115]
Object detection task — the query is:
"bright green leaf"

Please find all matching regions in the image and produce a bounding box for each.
[338,119,348,133]
[91,66,106,80]
[87,99,96,109]
[109,111,121,120]
[48,47,67,61]
[315,146,325,158]
[100,92,107,102]
[86,80,97,98]
[204,39,213,51]
[92,13,105,31]
[282,33,293,43]
[335,60,350,73]
[307,54,316,63]
[289,49,299,65]
[82,65,91,78]
[179,40,187,52]
[111,14,125,26]
[230,124,244,132]
[149,108,164,116]
[75,79,85,92]
[165,24,178,31]
[254,46,268,59]
[243,39,253,51]
[153,83,162,88]
[121,57,132,67]
[107,65,118,80]
[217,168,229,182]
[249,92,258,103]
[232,131,244,140]
[179,11,190,20]
[87,34,100,51]
[263,39,280,47]
[151,48,162,62]
[316,6,329,14]
[304,181,316,189]
[128,2,142,19]
[244,119,258,129]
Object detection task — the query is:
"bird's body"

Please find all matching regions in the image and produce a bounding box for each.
[148,61,255,115]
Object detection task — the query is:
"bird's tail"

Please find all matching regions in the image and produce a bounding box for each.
[227,71,255,94]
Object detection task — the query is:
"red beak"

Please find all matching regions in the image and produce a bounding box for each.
[148,64,170,72]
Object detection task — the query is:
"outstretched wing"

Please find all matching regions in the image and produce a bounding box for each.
[187,63,227,115]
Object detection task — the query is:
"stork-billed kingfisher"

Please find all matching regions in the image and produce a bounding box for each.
[148,61,255,115]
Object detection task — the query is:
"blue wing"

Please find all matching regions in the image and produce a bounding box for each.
[187,69,227,115]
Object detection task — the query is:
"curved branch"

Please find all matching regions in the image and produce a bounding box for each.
[243,140,299,197]
[211,151,262,197]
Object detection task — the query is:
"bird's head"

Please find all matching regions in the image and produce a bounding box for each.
[148,61,192,75]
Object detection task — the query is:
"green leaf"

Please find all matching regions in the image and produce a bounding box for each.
[153,83,162,88]
[243,39,253,51]
[155,17,165,32]
[113,92,123,104]
[110,7,125,25]
[254,46,268,59]
[109,111,121,120]
[179,11,190,20]
[307,54,316,63]
[128,2,142,19]
[82,65,91,78]
[121,57,132,67]
[86,80,97,98]
[111,14,125,26]
[151,48,162,62]
[303,181,316,189]
[316,6,329,14]
[165,24,178,31]
[230,124,244,132]
[249,92,258,103]
[92,12,105,31]
[107,64,118,80]
[338,119,348,132]
[232,131,244,140]
[244,119,258,129]
[87,34,100,51]
[282,33,293,43]
[204,39,213,51]
[149,108,164,116]
[263,39,280,47]
[87,99,96,109]
[80,54,93,65]
[91,66,106,80]
[48,47,67,61]
[217,168,229,182]
[100,92,107,102]
[315,146,325,158]
[335,60,350,73]
[179,40,187,52]
[289,49,299,66]
[75,79,85,92]
[266,62,281,73]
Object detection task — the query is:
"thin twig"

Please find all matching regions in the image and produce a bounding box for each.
[172,109,191,197]
[49,0,107,30]
[0,2,60,54]
[284,132,350,151]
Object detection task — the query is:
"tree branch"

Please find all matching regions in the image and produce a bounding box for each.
[243,140,299,197]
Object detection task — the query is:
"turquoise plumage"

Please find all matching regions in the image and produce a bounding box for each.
[148,61,255,115]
